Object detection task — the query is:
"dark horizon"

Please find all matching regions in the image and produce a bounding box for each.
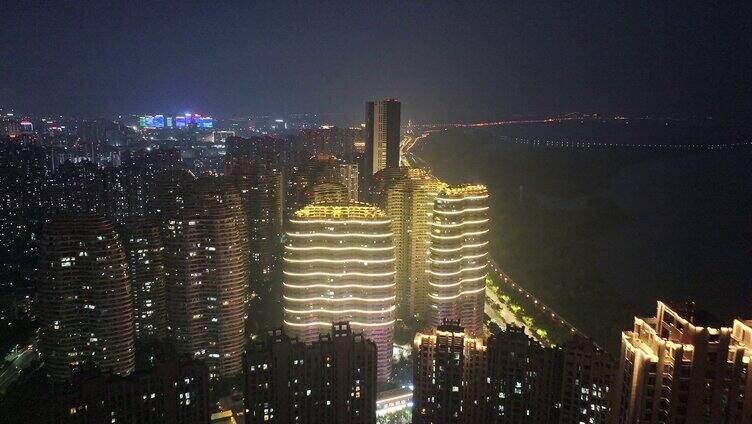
[2,1,751,122]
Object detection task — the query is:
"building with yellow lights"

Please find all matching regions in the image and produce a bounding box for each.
[385,167,445,321]
[611,301,752,423]
[283,202,396,383]
[428,184,489,336]
[413,321,487,424]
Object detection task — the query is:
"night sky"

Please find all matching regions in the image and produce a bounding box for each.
[1,1,750,122]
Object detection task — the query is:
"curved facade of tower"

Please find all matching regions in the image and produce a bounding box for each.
[163,178,248,379]
[283,202,396,383]
[39,214,135,381]
[385,167,446,321]
[428,185,490,336]
[121,217,168,340]
[192,178,248,379]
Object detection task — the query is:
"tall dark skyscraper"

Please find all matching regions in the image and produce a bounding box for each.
[162,178,249,379]
[363,99,401,199]
[38,214,135,382]
[413,321,487,424]
[244,322,377,424]
[121,217,169,340]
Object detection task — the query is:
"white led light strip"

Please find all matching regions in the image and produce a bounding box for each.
[427,264,487,276]
[284,306,396,314]
[284,295,396,302]
[430,229,489,240]
[435,194,489,202]
[284,320,396,328]
[430,253,488,264]
[427,275,487,287]
[284,270,396,277]
[284,282,396,289]
[428,286,485,300]
[285,245,395,251]
[287,232,393,238]
[284,257,396,264]
[289,219,391,225]
[430,241,489,252]
[433,207,488,215]
[430,219,489,228]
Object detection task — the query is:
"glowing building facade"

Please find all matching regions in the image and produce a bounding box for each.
[428,184,489,336]
[611,301,752,423]
[385,167,445,321]
[283,202,396,383]
[38,214,135,381]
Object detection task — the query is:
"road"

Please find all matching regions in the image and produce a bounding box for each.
[0,344,38,394]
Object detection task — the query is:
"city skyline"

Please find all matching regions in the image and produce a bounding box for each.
[1,2,751,422]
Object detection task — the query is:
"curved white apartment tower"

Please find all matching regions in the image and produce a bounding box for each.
[283,202,396,383]
[428,184,490,337]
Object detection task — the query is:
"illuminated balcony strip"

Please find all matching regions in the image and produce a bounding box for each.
[435,194,489,202]
[284,270,396,277]
[430,241,489,252]
[426,264,487,276]
[285,245,395,251]
[287,232,393,238]
[430,229,489,240]
[284,306,396,315]
[284,319,396,328]
[428,286,486,300]
[284,257,396,264]
[427,274,487,287]
[289,219,391,225]
[430,219,489,228]
[283,282,396,289]
[430,252,488,264]
[433,207,488,215]
[284,295,396,302]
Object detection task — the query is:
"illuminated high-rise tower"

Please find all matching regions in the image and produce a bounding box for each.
[611,301,752,423]
[120,217,168,340]
[38,214,135,381]
[283,202,396,383]
[363,99,400,199]
[428,184,489,336]
[385,167,445,321]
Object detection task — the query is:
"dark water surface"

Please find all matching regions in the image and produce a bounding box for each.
[415,121,752,350]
